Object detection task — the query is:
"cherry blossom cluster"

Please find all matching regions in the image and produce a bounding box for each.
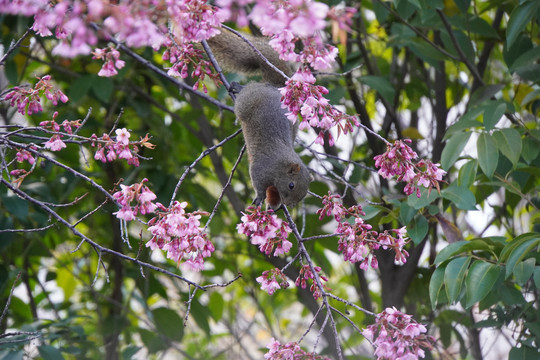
[317,192,409,270]
[374,139,446,198]
[166,0,225,43]
[217,0,354,68]
[280,68,359,145]
[4,0,224,67]
[15,149,35,165]
[295,264,329,300]
[112,178,158,221]
[256,268,289,295]
[39,112,82,152]
[3,75,68,115]
[237,206,292,256]
[362,307,433,360]
[10,147,38,187]
[91,128,155,167]
[147,201,214,271]
[162,40,222,93]
[92,46,125,77]
[264,337,330,360]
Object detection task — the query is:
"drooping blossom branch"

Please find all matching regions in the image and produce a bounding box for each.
[280,68,359,145]
[264,337,330,360]
[256,268,289,295]
[237,206,292,257]
[317,192,410,269]
[0,176,204,288]
[147,201,214,272]
[374,139,446,198]
[91,128,155,167]
[2,74,68,115]
[362,307,433,360]
[92,46,125,77]
[112,178,158,221]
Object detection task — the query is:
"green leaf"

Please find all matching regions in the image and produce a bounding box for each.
[522,137,540,164]
[465,261,502,308]
[68,75,94,102]
[469,84,504,108]
[515,63,540,83]
[429,265,446,309]
[407,187,440,209]
[91,76,114,103]
[444,257,471,304]
[208,292,224,322]
[483,101,506,131]
[399,202,416,224]
[506,1,540,49]
[359,75,396,103]
[190,299,211,335]
[509,346,540,360]
[435,240,468,265]
[499,233,540,263]
[534,266,540,289]
[493,128,522,166]
[139,328,166,353]
[477,132,498,178]
[505,237,540,279]
[509,46,540,73]
[441,183,477,210]
[435,239,493,265]
[1,350,23,360]
[1,194,29,222]
[408,215,428,245]
[513,258,536,285]
[152,307,184,342]
[440,30,475,63]
[122,345,141,360]
[457,159,477,187]
[38,345,65,360]
[453,0,470,13]
[441,131,472,170]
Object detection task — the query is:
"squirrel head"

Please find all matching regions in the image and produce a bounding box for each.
[271,162,311,209]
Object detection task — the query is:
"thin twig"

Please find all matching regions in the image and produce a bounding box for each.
[0,28,32,65]
[204,144,246,231]
[0,273,21,325]
[170,128,242,206]
[1,178,205,290]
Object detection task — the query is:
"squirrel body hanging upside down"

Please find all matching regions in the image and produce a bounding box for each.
[208,31,311,209]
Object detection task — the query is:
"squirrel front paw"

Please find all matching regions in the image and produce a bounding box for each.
[230,82,244,95]
[252,196,264,207]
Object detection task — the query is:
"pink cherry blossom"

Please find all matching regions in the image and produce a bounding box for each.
[256,268,289,295]
[263,337,330,360]
[146,201,213,271]
[93,47,126,77]
[15,150,35,165]
[43,135,67,151]
[374,140,446,198]
[295,264,329,300]
[362,307,433,360]
[112,179,158,220]
[237,206,292,256]
[317,192,410,269]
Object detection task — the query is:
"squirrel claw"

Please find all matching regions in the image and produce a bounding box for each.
[252,197,264,207]
[230,82,244,95]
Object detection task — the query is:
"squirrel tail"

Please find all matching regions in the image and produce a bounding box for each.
[207,30,292,86]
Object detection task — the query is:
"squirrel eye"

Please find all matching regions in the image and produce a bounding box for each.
[288,182,295,190]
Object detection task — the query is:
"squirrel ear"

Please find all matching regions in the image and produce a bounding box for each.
[288,163,301,175]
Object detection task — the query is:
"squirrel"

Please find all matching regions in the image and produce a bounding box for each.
[207,31,311,209]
